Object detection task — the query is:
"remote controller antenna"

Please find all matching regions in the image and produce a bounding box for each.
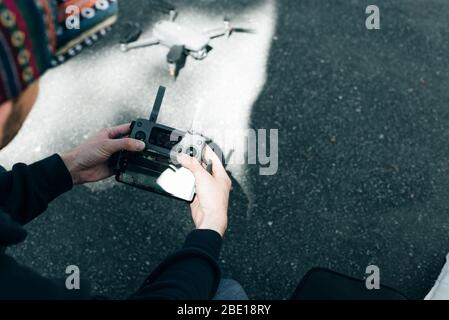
[189,97,206,135]
[149,86,166,123]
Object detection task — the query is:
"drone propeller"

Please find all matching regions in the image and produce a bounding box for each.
[152,1,177,20]
[120,22,142,44]
[223,16,256,37]
[232,27,257,34]
[153,0,175,12]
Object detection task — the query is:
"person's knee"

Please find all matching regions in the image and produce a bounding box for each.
[220,279,242,289]
[214,279,248,300]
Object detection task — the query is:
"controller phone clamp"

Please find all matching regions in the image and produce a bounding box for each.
[170,131,212,171]
[113,86,211,202]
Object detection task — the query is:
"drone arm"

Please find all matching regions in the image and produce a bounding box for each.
[121,37,159,52]
[204,27,227,39]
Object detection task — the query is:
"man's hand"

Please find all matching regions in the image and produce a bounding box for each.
[178,146,231,238]
[60,124,145,185]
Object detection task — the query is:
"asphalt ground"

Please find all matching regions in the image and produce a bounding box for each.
[2,0,449,299]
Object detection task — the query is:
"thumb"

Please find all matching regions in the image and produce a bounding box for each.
[104,138,146,154]
[178,153,207,177]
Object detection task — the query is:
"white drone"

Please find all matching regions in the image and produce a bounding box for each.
[120,7,254,77]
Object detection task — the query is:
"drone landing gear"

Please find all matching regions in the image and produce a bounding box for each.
[166,45,186,78]
[169,9,177,22]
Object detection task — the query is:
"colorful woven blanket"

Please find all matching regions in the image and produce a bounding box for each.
[0,0,118,105]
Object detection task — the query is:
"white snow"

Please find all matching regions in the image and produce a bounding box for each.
[0,0,277,198]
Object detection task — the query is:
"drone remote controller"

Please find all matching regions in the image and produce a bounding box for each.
[113,86,211,202]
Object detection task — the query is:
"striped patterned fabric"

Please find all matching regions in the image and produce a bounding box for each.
[0,0,118,105]
[0,0,55,105]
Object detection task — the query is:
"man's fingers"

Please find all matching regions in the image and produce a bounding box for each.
[178,147,232,189]
[178,154,208,178]
[104,138,145,154]
[104,123,132,139]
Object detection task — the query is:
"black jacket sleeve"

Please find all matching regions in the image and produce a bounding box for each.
[0,253,92,300]
[0,154,73,225]
[130,229,222,300]
[0,229,222,300]
[0,155,222,300]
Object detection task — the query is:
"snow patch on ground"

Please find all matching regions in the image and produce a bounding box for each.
[0,0,277,199]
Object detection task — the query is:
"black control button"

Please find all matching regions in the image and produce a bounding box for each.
[187,147,197,158]
[135,131,146,141]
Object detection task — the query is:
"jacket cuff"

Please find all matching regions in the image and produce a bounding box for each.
[183,229,222,261]
[28,154,73,203]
